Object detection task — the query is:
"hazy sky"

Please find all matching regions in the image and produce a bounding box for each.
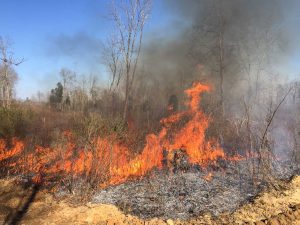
[0,0,299,99]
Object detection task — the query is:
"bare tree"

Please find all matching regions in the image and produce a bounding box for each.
[190,0,228,116]
[87,74,100,107]
[103,35,123,92]
[36,91,45,103]
[0,37,24,108]
[216,0,225,116]
[102,35,124,117]
[59,68,76,110]
[70,77,89,112]
[109,0,152,122]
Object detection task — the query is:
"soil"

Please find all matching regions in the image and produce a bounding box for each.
[0,176,299,225]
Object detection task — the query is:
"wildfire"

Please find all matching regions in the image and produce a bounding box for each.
[0,138,24,162]
[0,82,240,187]
[109,82,227,182]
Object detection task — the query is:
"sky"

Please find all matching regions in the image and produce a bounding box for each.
[0,0,175,99]
[0,0,300,99]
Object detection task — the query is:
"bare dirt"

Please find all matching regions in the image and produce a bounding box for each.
[0,176,299,225]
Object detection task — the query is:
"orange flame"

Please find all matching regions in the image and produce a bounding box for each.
[0,82,241,187]
[109,82,227,182]
[0,138,24,161]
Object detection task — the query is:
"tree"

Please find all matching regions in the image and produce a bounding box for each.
[109,0,152,122]
[87,74,99,107]
[36,91,45,103]
[190,0,282,118]
[49,82,63,109]
[190,0,228,116]
[0,37,24,108]
[59,68,76,110]
[103,35,123,92]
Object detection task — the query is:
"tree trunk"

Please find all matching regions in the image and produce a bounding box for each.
[3,64,10,108]
[218,2,225,117]
[123,76,130,122]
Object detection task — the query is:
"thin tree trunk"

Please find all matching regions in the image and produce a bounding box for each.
[218,2,225,117]
[123,70,130,122]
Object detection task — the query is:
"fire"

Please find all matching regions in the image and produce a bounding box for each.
[0,138,24,161]
[0,82,240,187]
[109,82,227,182]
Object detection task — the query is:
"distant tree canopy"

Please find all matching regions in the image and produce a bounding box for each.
[0,65,18,103]
[0,36,23,108]
[49,82,63,107]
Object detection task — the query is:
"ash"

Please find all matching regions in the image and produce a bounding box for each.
[272,159,300,180]
[93,162,263,220]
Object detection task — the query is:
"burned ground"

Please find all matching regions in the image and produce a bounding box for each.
[0,174,300,224]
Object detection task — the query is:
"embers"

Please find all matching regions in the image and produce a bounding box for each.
[162,149,190,173]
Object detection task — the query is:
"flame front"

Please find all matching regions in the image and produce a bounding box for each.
[110,82,226,182]
[0,82,236,186]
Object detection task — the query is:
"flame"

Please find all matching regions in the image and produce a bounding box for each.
[0,82,241,187]
[203,172,213,181]
[109,82,227,182]
[0,138,24,161]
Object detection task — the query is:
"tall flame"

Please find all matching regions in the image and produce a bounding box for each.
[109,82,225,183]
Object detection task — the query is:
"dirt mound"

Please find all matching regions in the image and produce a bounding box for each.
[0,176,299,224]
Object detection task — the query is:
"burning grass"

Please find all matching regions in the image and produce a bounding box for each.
[0,81,299,221]
[0,82,243,189]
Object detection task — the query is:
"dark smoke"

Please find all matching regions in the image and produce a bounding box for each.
[137,0,298,111]
[134,0,300,161]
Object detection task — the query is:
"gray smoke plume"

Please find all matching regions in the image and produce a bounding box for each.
[134,0,300,161]
[136,0,299,113]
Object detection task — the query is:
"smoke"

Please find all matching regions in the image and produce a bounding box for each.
[132,1,300,163]
[44,1,300,103]
[41,31,108,96]
[33,0,300,160]
[47,32,103,68]
[136,0,299,113]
